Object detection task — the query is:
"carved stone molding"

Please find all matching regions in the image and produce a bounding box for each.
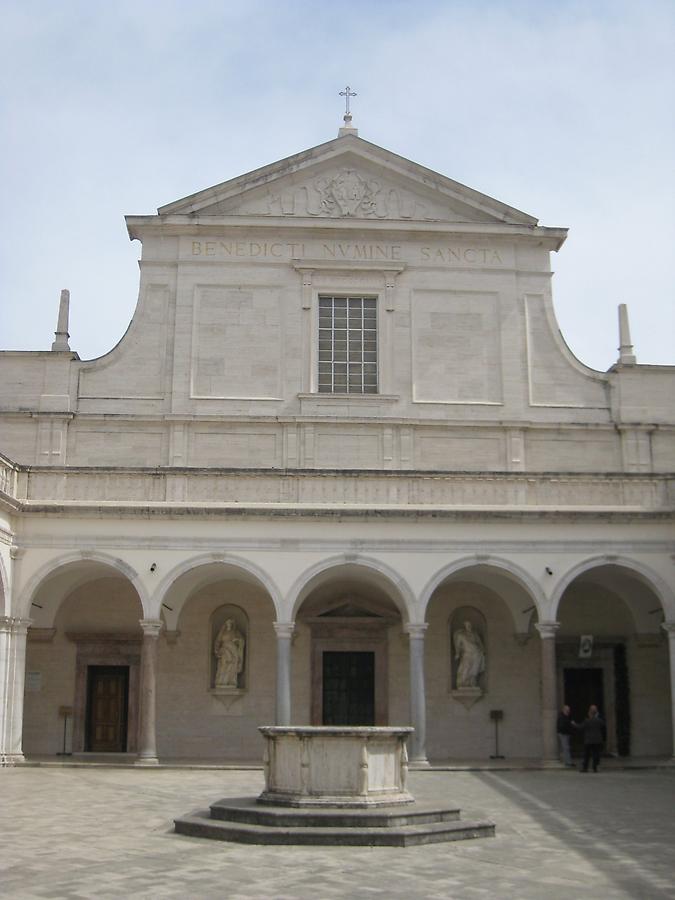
[451,687,483,710]
[209,687,246,713]
[0,616,32,635]
[535,622,560,641]
[139,619,163,639]
[404,623,428,641]
[634,633,664,648]
[66,631,142,644]
[27,627,56,643]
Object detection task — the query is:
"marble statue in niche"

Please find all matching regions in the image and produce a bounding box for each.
[213,618,246,689]
[453,621,486,688]
[450,608,487,708]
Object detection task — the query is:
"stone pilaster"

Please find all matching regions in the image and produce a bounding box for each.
[136,619,163,766]
[404,623,429,766]
[662,622,675,759]
[535,622,560,763]
[274,622,294,726]
[0,617,32,766]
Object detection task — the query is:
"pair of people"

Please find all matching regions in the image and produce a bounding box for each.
[557,704,606,772]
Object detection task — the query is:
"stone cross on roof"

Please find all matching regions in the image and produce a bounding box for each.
[338,85,358,137]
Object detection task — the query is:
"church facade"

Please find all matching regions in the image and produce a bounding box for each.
[1,126,674,766]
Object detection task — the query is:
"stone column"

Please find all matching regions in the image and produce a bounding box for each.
[535,621,560,763]
[274,622,294,726]
[662,622,675,759]
[0,617,32,766]
[404,623,429,766]
[136,619,163,766]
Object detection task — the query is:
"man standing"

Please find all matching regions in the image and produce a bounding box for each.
[556,704,575,766]
[578,705,605,772]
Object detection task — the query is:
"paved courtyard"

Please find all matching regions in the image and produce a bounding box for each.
[1,765,674,899]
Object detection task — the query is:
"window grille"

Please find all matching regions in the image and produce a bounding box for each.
[318,296,377,394]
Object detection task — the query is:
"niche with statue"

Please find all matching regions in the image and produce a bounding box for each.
[450,607,487,709]
[210,605,248,694]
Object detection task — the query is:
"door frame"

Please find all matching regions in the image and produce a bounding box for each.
[556,640,618,755]
[308,618,391,726]
[68,633,142,753]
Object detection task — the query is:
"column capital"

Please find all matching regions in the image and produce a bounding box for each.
[273,621,295,639]
[661,621,675,637]
[404,622,428,639]
[0,616,32,635]
[139,619,163,639]
[535,621,560,640]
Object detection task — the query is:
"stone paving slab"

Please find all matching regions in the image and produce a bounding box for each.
[1,766,674,898]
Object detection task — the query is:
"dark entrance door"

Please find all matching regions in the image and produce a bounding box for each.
[86,666,129,752]
[322,651,375,725]
[564,667,605,756]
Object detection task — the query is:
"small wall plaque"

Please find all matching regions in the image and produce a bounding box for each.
[25,671,42,692]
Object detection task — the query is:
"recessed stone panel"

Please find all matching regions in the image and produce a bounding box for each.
[189,429,280,467]
[69,427,166,466]
[314,431,381,468]
[416,432,504,470]
[191,286,282,399]
[411,290,502,404]
[525,432,621,472]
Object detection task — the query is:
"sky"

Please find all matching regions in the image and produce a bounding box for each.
[1,0,674,370]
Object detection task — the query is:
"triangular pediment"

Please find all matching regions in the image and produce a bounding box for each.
[319,601,383,618]
[158,134,538,226]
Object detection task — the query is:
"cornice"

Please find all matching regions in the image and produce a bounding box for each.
[126,215,566,248]
[9,501,675,523]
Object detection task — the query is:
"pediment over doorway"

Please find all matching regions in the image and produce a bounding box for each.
[319,600,384,619]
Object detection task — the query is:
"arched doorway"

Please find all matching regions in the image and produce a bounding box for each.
[556,563,670,758]
[23,558,145,756]
[293,562,408,727]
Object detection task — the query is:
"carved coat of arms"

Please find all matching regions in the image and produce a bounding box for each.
[316,169,380,217]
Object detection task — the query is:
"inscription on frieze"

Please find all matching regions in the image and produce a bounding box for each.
[188,239,508,267]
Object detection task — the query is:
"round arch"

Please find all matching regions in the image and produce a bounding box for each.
[419,555,547,630]
[550,555,675,623]
[17,551,149,623]
[288,554,415,623]
[151,552,282,629]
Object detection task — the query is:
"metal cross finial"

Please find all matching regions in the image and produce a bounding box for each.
[339,85,357,124]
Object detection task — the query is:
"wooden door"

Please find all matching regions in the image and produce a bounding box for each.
[322,651,375,726]
[86,666,129,752]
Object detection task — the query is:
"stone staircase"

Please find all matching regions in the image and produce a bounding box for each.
[174,797,495,846]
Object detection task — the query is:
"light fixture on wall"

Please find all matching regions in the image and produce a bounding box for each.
[545,567,553,575]
[150,563,157,572]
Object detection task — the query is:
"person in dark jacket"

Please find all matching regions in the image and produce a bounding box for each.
[556,704,575,766]
[578,704,605,772]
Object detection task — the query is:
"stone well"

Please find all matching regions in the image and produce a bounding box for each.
[258,725,414,807]
[174,725,496,845]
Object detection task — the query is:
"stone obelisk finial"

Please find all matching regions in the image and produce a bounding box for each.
[51,289,71,351]
[617,303,636,365]
[338,85,358,137]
